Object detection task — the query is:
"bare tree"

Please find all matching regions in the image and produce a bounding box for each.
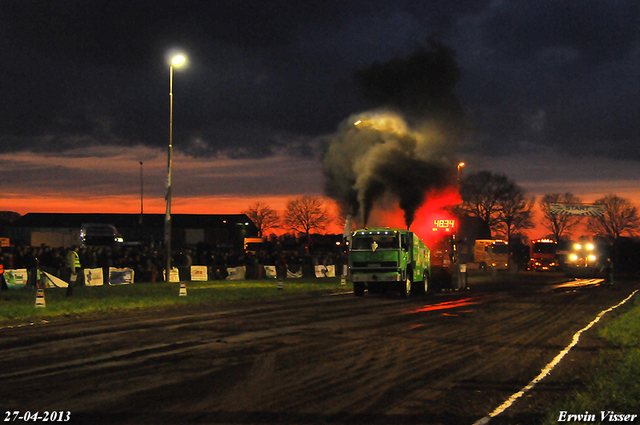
[540,193,583,241]
[495,191,536,243]
[586,194,639,241]
[458,171,524,236]
[283,196,331,238]
[242,202,280,238]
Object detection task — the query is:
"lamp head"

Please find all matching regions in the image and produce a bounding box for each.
[171,55,186,67]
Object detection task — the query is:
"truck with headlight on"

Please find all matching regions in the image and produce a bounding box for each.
[349,228,430,297]
[529,238,559,271]
[80,223,123,247]
[566,240,599,276]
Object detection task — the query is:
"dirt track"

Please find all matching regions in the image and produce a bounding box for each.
[2,275,638,425]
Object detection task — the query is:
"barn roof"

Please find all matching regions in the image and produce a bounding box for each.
[11,213,255,230]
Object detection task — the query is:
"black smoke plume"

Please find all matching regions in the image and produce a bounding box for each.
[323,38,465,229]
[354,36,466,138]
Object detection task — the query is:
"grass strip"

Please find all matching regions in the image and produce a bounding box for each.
[0,278,347,324]
[542,296,640,423]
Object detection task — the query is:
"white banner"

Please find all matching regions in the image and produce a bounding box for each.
[226,266,246,280]
[190,265,208,281]
[163,267,180,283]
[109,267,134,285]
[314,265,336,278]
[264,265,277,279]
[5,269,28,289]
[43,271,69,288]
[287,268,303,279]
[84,268,104,286]
[549,203,605,216]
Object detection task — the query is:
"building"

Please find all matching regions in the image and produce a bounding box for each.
[5,213,258,250]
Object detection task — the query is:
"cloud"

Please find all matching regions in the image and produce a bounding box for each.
[1,0,640,228]
[0,144,326,213]
[465,147,640,204]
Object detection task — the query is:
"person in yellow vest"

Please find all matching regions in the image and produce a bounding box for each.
[0,249,7,291]
[66,245,81,296]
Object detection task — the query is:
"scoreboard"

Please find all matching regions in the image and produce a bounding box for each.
[432,219,455,232]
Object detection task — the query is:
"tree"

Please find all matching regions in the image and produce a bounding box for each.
[242,202,280,238]
[0,211,20,236]
[586,194,639,241]
[283,196,331,238]
[540,193,583,241]
[0,211,20,224]
[495,191,536,243]
[458,171,522,235]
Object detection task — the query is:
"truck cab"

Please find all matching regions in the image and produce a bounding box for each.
[529,238,558,271]
[349,228,430,297]
[474,239,509,270]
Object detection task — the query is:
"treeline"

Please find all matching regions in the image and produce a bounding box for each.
[456,170,640,244]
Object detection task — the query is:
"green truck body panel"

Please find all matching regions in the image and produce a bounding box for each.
[349,228,430,289]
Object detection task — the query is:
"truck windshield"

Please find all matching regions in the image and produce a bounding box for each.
[352,235,399,250]
[492,244,509,254]
[533,244,556,254]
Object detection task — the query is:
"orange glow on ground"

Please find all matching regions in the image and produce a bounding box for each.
[407,295,493,314]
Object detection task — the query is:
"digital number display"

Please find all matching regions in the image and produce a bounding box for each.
[432,219,455,232]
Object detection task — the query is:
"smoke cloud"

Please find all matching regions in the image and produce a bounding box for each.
[323,38,465,229]
[323,110,456,228]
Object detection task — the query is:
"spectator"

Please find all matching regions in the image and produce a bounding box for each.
[65,246,81,296]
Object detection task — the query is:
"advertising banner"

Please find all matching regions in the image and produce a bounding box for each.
[84,268,104,286]
[163,267,180,282]
[549,203,605,216]
[43,272,69,288]
[190,265,208,281]
[5,269,28,289]
[287,268,303,279]
[314,265,336,278]
[226,266,246,280]
[264,265,277,279]
[109,267,134,285]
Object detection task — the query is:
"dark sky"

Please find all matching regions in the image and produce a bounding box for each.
[1,0,639,219]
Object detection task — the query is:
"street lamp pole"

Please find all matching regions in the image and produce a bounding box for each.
[165,54,186,282]
[139,161,143,226]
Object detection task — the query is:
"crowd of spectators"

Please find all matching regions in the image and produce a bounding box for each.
[0,242,346,288]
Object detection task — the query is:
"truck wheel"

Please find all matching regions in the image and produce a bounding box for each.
[414,277,426,295]
[399,276,412,297]
[354,282,365,297]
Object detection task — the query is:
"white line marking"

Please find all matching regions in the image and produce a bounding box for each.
[472,289,639,425]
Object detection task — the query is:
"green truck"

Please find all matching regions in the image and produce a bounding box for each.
[349,228,430,297]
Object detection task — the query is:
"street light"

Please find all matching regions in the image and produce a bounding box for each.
[165,53,187,282]
[457,162,465,182]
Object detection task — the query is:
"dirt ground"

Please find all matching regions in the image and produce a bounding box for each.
[1,273,638,425]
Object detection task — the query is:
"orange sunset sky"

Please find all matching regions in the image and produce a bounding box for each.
[3,143,639,241]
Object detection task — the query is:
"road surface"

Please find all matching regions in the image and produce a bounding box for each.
[1,274,638,425]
